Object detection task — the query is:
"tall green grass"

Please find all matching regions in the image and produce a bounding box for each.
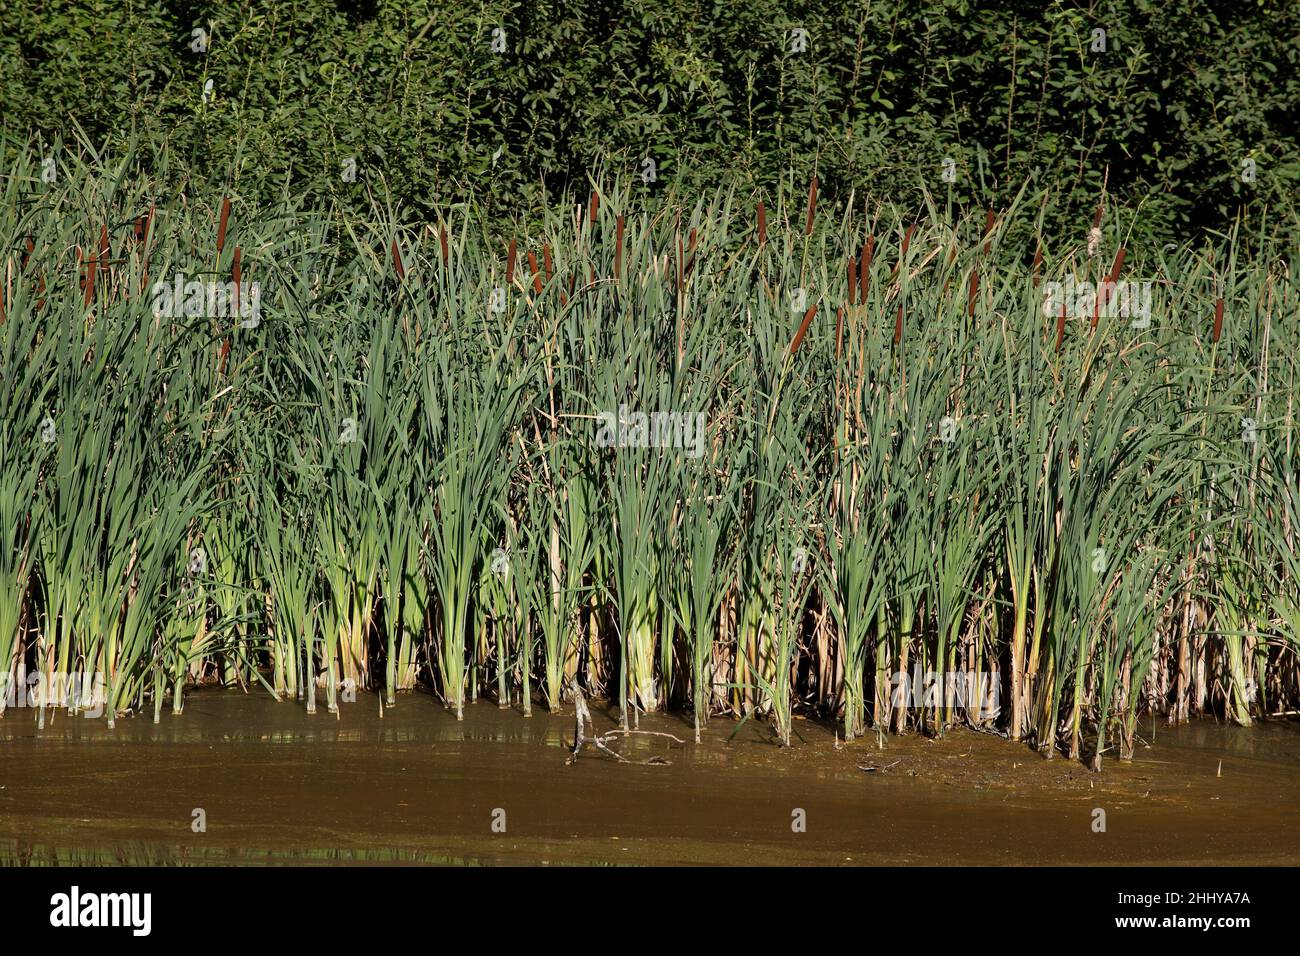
[2,145,1297,766]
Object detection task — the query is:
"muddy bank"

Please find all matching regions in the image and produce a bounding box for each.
[1,690,1297,865]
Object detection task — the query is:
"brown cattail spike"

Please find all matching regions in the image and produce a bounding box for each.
[615,216,625,278]
[1213,298,1225,343]
[860,235,874,301]
[84,249,96,307]
[984,210,995,254]
[968,271,980,317]
[1108,247,1127,285]
[528,251,542,294]
[217,198,231,254]
[232,247,242,313]
[805,176,818,236]
[891,227,915,280]
[506,238,517,284]
[757,201,767,245]
[391,239,405,282]
[789,303,819,354]
[1096,247,1127,319]
[847,255,857,306]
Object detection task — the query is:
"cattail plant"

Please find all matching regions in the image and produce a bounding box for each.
[2,146,1297,768]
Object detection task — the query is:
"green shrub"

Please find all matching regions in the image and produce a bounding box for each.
[1,0,1295,242]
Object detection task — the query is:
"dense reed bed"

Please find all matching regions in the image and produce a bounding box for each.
[2,148,1297,767]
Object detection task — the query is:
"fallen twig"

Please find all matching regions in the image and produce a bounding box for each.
[859,760,901,774]
[565,679,677,766]
[600,729,686,744]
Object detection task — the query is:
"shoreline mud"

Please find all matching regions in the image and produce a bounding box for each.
[2,690,1297,866]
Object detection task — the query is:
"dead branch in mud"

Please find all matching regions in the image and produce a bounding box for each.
[564,679,683,766]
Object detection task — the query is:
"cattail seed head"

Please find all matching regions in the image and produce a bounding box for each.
[83,248,97,307]
[390,239,405,282]
[232,247,242,311]
[804,176,818,236]
[217,198,231,254]
[615,216,625,278]
[528,250,542,294]
[789,303,818,354]
[1108,247,1127,284]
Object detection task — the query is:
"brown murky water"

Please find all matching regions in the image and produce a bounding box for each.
[2,690,1298,865]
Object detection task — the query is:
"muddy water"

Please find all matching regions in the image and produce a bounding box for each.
[1,690,1298,865]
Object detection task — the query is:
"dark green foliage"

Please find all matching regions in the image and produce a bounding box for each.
[1,0,1296,242]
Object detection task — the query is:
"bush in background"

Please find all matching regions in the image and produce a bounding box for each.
[1,0,1296,242]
